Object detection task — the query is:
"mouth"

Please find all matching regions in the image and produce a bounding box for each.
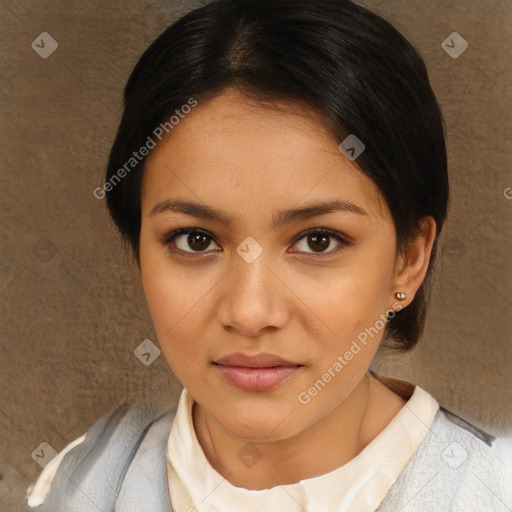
[213,364,303,392]
[212,352,304,391]
[214,351,303,368]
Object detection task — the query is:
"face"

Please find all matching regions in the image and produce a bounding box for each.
[140,88,403,441]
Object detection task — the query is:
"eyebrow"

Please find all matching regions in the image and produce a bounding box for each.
[149,198,367,230]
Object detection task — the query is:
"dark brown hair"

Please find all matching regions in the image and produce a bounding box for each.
[103,0,449,353]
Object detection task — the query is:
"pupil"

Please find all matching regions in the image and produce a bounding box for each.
[189,233,209,251]
[309,234,329,252]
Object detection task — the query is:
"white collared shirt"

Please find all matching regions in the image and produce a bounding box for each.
[166,374,439,512]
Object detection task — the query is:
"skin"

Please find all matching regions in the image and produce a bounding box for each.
[139,87,436,490]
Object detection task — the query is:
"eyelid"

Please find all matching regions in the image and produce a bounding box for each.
[158,226,351,256]
[157,227,221,254]
[290,227,351,248]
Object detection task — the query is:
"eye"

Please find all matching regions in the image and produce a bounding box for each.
[159,228,220,255]
[158,227,351,257]
[291,228,350,256]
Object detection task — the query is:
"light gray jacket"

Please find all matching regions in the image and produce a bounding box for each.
[26,400,512,511]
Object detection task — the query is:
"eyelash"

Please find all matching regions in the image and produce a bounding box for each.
[158,227,351,258]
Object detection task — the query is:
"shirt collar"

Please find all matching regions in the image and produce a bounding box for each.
[166,372,439,512]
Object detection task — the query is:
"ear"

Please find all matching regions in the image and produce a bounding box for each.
[389,216,437,309]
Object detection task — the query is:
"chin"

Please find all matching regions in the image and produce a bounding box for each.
[215,408,304,443]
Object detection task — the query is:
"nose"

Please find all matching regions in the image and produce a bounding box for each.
[217,248,290,337]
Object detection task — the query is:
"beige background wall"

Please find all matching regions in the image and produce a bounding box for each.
[1,0,511,509]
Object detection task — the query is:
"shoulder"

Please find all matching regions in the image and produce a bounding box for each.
[26,398,177,511]
[437,405,497,447]
[378,405,512,511]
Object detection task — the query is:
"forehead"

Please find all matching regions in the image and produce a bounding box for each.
[141,89,387,221]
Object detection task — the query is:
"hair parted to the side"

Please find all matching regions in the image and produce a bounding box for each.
[104,0,449,353]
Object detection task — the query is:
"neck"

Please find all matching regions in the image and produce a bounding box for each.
[192,372,405,490]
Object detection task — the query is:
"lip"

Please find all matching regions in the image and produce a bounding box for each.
[214,352,301,368]
[213,352,303,392]
[214,364,302,391]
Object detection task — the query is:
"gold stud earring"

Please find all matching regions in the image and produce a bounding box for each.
[395,292,407,300]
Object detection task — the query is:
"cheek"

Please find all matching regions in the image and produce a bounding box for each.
[140,228,194,329]
[139,239,208,368]
[143,275,205,347]
[143,275,209,382]
[292,259,392,375]
[296,265,388,332]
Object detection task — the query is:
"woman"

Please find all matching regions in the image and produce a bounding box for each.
[26,0,511,510]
